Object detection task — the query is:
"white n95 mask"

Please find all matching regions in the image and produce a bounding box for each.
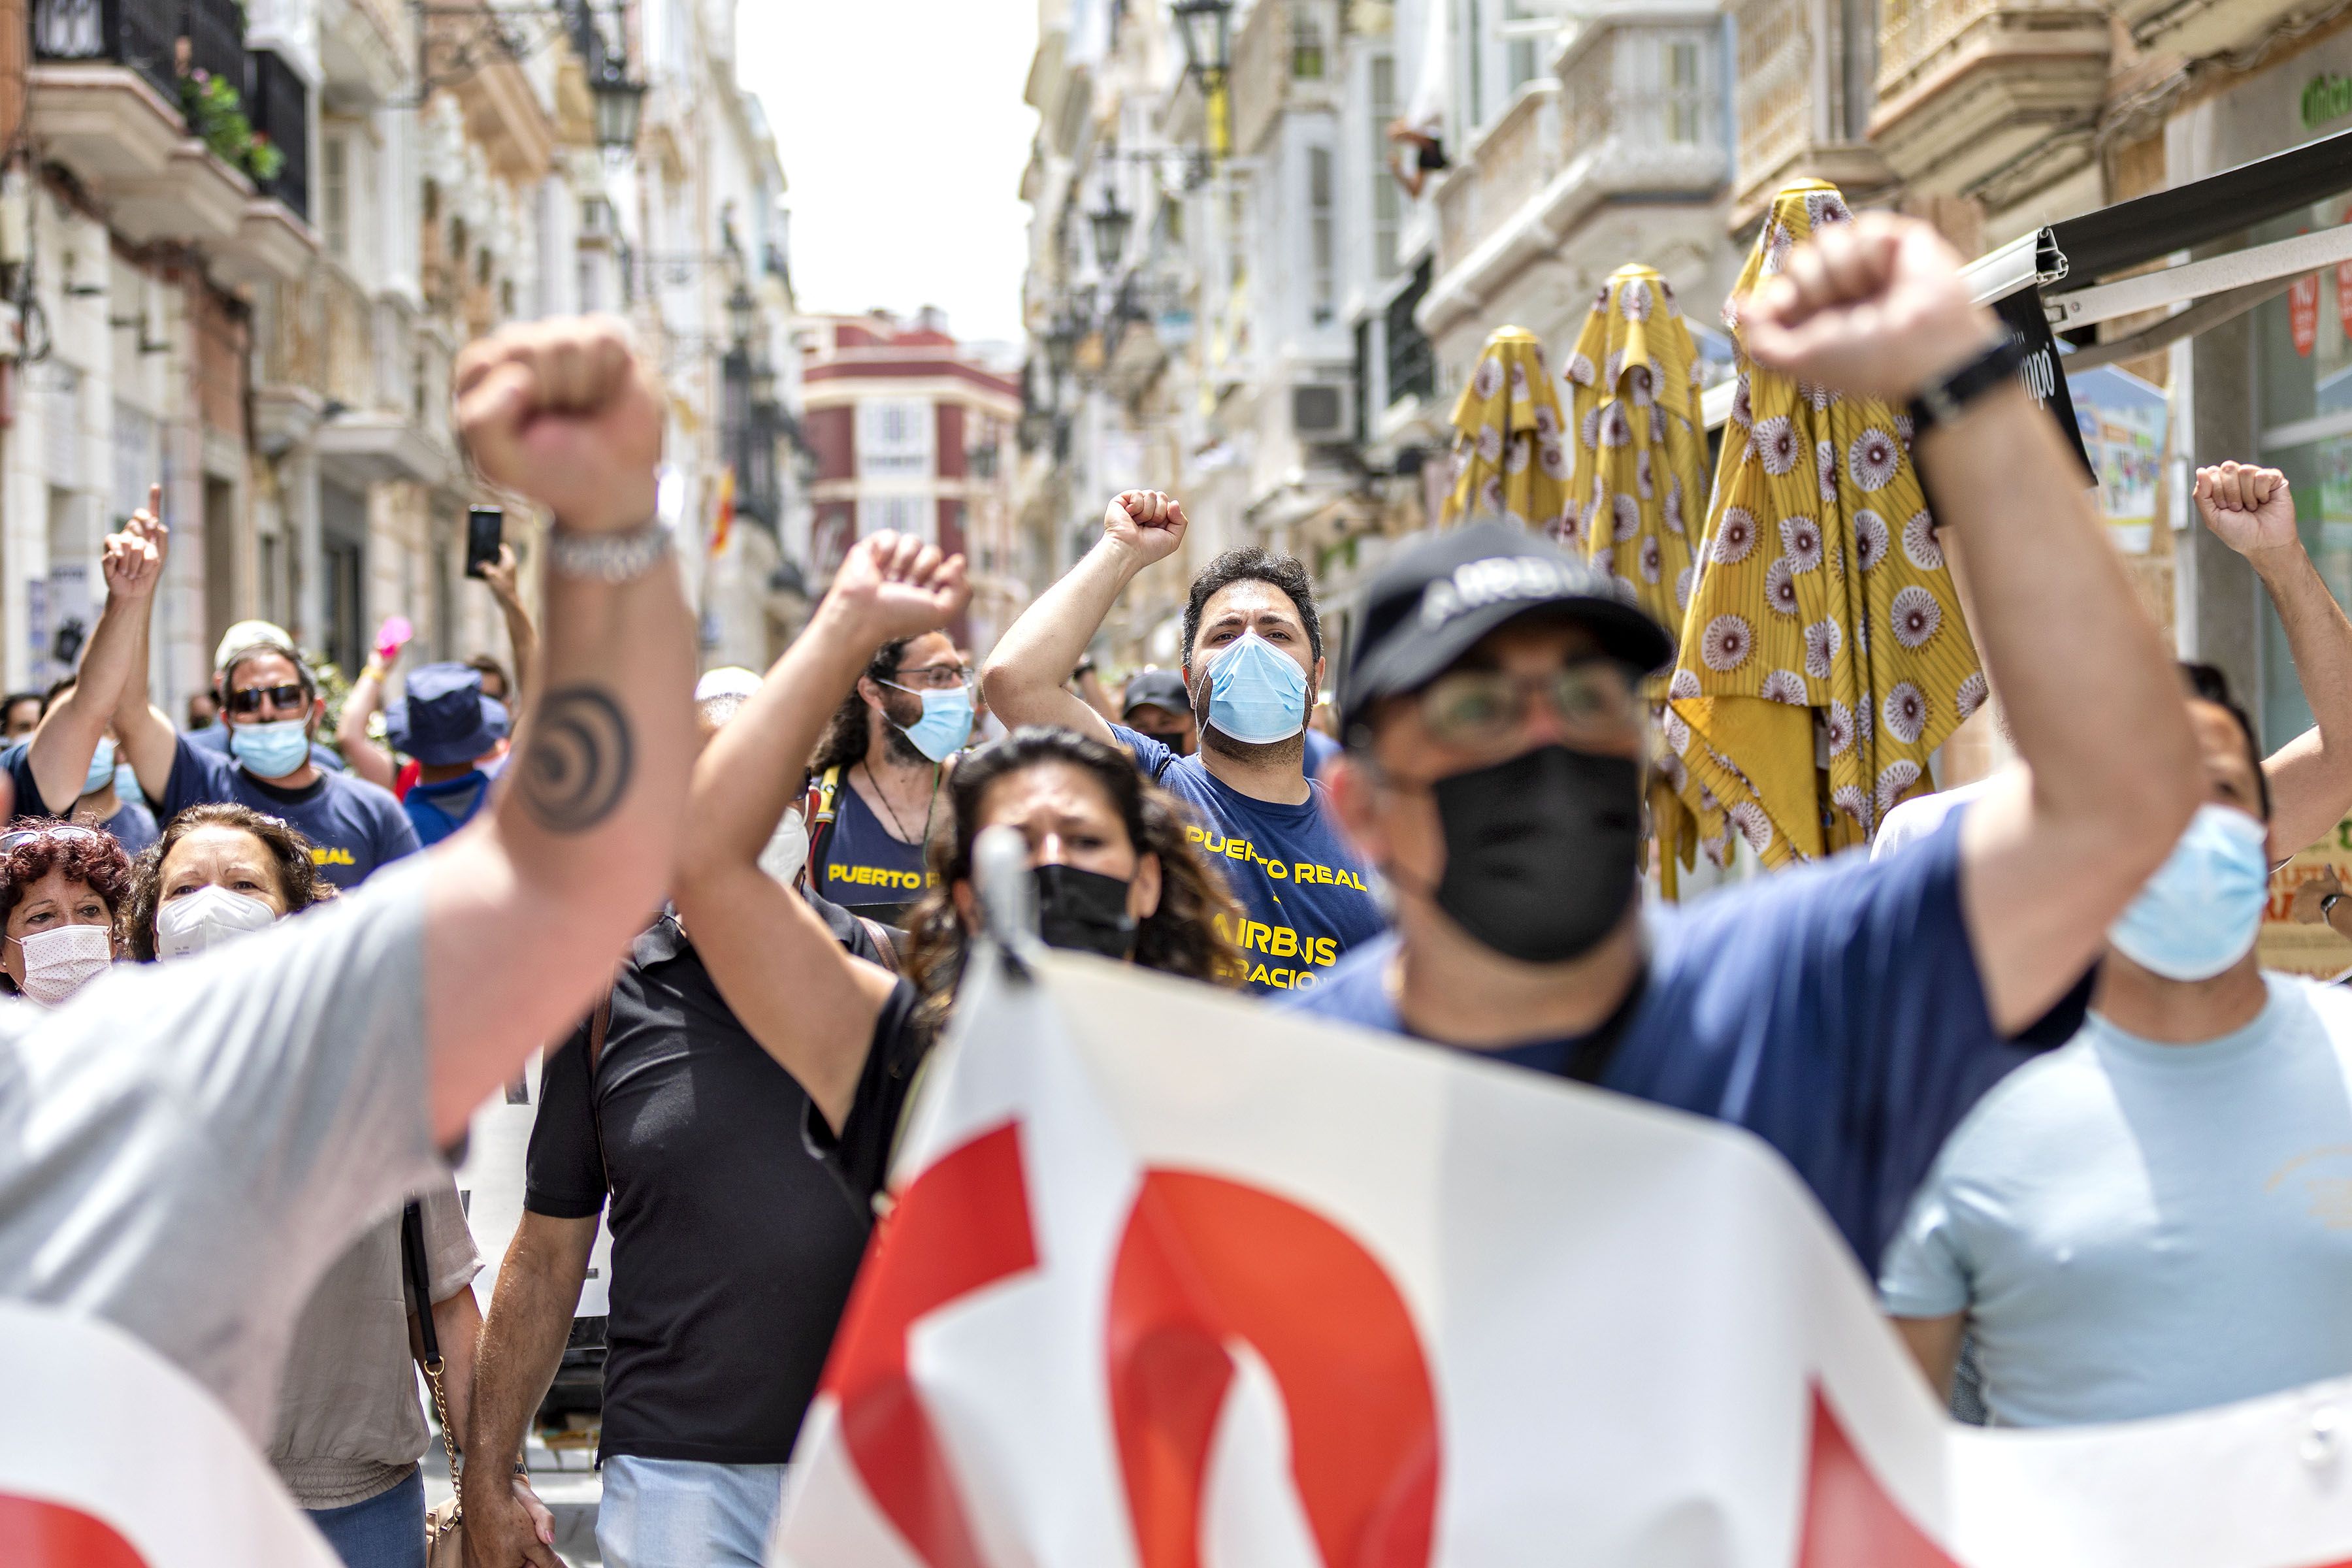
[761,806,811,888]
[155,885,280,960]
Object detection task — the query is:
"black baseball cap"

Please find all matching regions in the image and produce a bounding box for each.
[1120,668,1192,718]
[1340,518,1674,734]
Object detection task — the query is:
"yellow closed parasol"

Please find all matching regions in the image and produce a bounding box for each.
[1557,263,1706,647]
[1665,180,1984,874]
[1441,325,1574,531]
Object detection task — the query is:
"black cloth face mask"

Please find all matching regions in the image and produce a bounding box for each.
[1427,743,1642,965]
[1032,863,1139,960]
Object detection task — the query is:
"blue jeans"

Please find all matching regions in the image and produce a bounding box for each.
[597,1455,788,1568]
[306,1465,424,1568]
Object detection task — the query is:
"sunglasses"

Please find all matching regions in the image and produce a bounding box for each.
[226,683,309,715]
[0,825,106,856]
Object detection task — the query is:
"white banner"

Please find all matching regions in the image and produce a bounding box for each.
[774,951,2352,1568]
[0,1302,339,1567]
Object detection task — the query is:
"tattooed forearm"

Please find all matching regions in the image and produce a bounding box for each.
[517,686,634,833]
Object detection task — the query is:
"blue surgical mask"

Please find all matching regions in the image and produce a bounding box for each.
[886,684,975,763]
[2108,804,2272,981]
[82,738,116,798]
[1201,631,1309,746]
[229,718,312,780]
[114,764,142,806]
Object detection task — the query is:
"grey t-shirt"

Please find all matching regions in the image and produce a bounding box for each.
[0,860,433,1441]
[269,1175,479,1509]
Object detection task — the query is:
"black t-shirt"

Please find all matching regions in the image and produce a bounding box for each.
[804,979,930,1211]
[525,914,872,1463]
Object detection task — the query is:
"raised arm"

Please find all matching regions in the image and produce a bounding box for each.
[2191,463,2352,858]
[980,491,1187,745]
[674,531,968,1129]
[422,317,697,1138]
[1743,216,2202,1034]
[480,543,538,703]
[106,497,180,802]
[335,619,409,792]
[24,494,163,816]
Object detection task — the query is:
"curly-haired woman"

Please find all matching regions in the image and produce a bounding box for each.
[123,801,335,960]
[0,822,133,1004]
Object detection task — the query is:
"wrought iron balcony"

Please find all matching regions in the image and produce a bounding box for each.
[183,0,243,86]
[245,47,309,221]
[31,0,180,102]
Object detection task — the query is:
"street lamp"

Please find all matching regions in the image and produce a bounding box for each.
[727,281,757,349]
[1088,184,1133,274]
[592,65,646,153]
[1170,0,1235,161]
[1045,309,1081,380]
[1171,0,1234,82]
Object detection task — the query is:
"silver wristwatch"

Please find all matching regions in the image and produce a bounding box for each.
[546,519,673,583]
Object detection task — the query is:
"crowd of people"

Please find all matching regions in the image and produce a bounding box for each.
[2,210,2349,1568]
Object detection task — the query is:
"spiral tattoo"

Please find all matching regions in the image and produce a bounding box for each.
[518,686,633,834]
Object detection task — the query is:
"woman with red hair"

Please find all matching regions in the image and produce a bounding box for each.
[0,822,131,1004]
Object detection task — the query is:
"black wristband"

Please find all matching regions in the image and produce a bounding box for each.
[1906,336,2026,437]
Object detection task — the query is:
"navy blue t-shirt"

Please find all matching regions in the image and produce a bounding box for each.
[161,739,419,890]
[1303,727,1341,781]
[813,774,935,926]
[1283,806,2033,1272]
[2,744,157,855]
[1111,723,1386,994]
[185,719,346,774]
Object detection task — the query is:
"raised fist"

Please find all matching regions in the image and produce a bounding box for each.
[1102,491,1188,567]
[455,316,662,534]
[825,530,971,650]
[2193,462,2298,561]
[1740,214,1999,402]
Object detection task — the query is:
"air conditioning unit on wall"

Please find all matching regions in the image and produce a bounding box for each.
[1290,379,1353,442]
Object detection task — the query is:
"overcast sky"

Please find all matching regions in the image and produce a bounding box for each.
[736,1,1040,346]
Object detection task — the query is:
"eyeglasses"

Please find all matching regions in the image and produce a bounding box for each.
[1416,660,1641,751]
[889,664,975,694]
[226,683,309,715]
[0,825,106,856]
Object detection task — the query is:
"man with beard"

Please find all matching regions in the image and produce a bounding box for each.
[984,495,1382,992]
[802,629,973,928]
[1287,214,2206,1274]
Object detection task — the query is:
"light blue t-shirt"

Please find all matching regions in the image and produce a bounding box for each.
[1879,973,2352,1427]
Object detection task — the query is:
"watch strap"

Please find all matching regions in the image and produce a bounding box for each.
[1907,336,2026,436]
[2324,892,2344,920]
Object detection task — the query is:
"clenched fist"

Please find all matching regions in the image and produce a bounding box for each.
[1741,214,1999,402]
[2193,461,2298,563]
[455,316,662,534]
[1102,490,1188,568]
[822,530,972,649]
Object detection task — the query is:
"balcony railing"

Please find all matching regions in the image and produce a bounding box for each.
[1386,259,1436,405]
[31,0,180,103]
[245,46,308,221]
[1733,0,1816,192]
[183,0,242,87]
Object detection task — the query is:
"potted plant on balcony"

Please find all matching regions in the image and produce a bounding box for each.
[180,69,285,187]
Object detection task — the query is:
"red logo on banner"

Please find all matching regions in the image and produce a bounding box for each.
[1108,1170,1441,1568]
[2293,270,2321,357]
[0,1496,152,1567]
[821,1124,1443,1568]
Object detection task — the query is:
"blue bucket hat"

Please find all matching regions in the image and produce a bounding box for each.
[385,661,510,767]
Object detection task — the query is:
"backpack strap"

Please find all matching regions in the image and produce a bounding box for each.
[804,766,845,891]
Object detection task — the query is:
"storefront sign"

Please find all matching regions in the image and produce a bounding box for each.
[2305,72,2352,130]
[1992,286,2095,480]
[2293,269,2321,355]
[2067,363,2168,553]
